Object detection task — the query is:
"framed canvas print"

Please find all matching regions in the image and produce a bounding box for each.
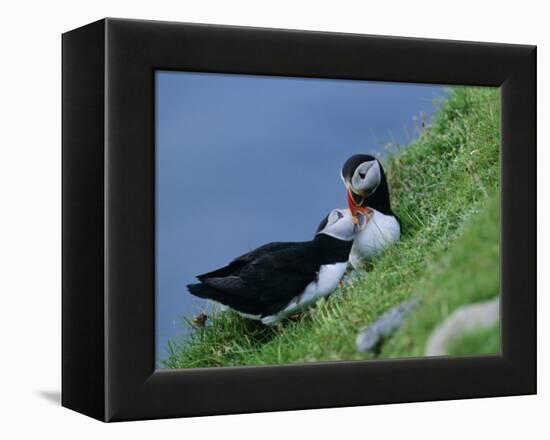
[62,18,536,422]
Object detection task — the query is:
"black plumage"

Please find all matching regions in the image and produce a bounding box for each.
[341,154,395,216]
[187,234,352,319]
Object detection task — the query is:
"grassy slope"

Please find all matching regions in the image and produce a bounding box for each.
[447,323,500,356]
[163,86,500,369]
[381,193,499,358]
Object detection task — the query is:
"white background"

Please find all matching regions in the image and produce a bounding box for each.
[0,0,546,437]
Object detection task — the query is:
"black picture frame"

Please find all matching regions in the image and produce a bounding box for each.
[62,18,536,422]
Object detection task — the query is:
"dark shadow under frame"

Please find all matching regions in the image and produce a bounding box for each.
[62,18,536,422]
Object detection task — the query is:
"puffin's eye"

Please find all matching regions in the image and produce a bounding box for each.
[359,171,366,179]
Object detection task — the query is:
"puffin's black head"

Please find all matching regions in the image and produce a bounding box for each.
[341,154,393,216]
[315,208,366,239]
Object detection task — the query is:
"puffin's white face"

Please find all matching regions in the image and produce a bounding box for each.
[350,160,381,197]
[318,209,365,241]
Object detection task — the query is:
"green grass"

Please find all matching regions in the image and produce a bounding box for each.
[447,323,500,356]
[381,193,499,358]
[162,86,500,369]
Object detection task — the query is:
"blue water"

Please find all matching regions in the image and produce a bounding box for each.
[155,71,446,364]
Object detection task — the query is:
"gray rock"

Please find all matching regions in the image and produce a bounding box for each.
[424,296,499,356]
[356,297,419,353]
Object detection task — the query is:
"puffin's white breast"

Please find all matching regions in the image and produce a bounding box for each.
[350,209,400,269]
[261,262,348,325]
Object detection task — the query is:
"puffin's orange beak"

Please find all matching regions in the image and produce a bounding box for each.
[347,187,368,223]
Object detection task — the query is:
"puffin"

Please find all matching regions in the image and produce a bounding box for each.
[340,154,401,268]
[187,209,364,325]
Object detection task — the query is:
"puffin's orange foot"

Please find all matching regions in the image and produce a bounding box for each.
[288,312,305,321]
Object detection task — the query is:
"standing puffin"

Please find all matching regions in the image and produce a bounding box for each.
[187,209,364,325]
[341,154,401,268]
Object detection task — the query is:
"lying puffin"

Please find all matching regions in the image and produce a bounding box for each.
[187,209,364,325]
[341,154,401,268]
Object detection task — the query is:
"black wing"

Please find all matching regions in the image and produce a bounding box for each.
[187,282,268,316]
[202,242,321,305]
[196,241,297,281]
